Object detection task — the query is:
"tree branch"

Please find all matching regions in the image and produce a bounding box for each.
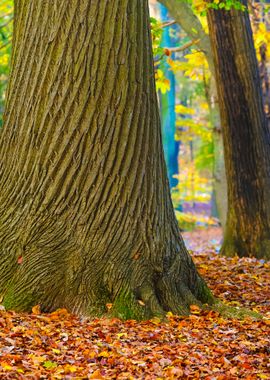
[157,0,214,73]
[165,38,201,53]
[161,20,177,28]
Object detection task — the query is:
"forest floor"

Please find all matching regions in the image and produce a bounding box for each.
[0,228,269,379]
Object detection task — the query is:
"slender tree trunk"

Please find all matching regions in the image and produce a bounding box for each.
[251,2,270,127]
[206,75,227,228]
[207,1,270,259]
[212,127,227,228]
[0,0,211,317]
[159,4,180,190]
[259,44,270,126]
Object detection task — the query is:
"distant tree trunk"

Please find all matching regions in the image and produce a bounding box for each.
[207,1,270,259]
[159,4,180,190]
[251,1,270,127]
[0,0,212,317]
[206,75,227,228]
[259,44,270,125]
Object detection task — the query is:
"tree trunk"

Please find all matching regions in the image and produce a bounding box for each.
[207,1,270,259]
[159,4,180,190]
[0,0,211,317]
[251,2,270,127]
[206,75,227,228]
[259,44,270,126]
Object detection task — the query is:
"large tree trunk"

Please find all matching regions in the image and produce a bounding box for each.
[0,0,211,317]
[207,1,270,259]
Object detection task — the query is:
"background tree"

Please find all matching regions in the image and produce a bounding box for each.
[158,4,180,190]
[207,0,270,259]
[0,0,212,317]
[251,0,270,126]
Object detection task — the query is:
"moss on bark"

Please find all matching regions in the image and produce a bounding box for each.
[3,283,42,312]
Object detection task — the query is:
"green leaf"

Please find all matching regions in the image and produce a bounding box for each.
[43,361,57,369]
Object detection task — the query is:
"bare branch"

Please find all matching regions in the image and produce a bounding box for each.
[160,20,177,28]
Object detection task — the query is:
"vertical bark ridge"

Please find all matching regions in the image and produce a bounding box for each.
[0,2,77,201]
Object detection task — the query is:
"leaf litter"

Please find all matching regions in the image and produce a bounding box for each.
[0,227,269,379]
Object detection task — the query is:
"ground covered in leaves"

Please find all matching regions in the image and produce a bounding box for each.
[0,228,269,379]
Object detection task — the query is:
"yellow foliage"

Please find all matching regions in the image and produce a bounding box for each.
[155,69,170,94]
[175,104,195,115]
[253,22,270,60]
[176,118,212,143]
[0,54,9,66]
[192,0,208,13]
[168,51,209,81]
[0,0,13,81]
[0,1,13,17]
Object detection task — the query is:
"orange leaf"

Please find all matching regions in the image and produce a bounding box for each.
[190,304,201,313]
[32,304,41,315]
[164,48,171,56]
[89,370,105,379]
[0,361,12,371]
[17,256,23,264]
[50,308,69,320]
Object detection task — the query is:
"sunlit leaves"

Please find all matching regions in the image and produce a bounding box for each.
[175,104,196,115]
[175,209,218,229]
[155,68,170,94]
[168,51,209,81]
[150,16,164,58]
[253,22,270,60]
[191,0,246,14]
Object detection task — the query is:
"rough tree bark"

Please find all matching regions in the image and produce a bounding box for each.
[0,0,212,317]
[207,0,270,259]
